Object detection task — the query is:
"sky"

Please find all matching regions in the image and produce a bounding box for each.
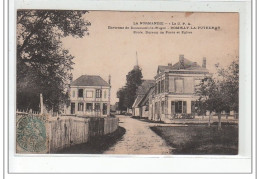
[62,11,239,104]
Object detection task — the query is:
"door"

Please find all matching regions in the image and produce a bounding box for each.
[103,103,107,115]
[71,103,75,114]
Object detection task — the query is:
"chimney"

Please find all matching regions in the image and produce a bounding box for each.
[168,63,172,66]
[108,74,111,86]
[202,57,206,68]
[179,54,185,69]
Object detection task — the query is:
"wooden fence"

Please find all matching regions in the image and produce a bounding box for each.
[16,113,119,154]
[48,116,119,153]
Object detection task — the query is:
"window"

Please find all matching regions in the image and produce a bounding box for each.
[161,101,165,114]
[86,103,93,111]
[95,103,101,111]
[72,91,75,98]
[194,79,201,92]
[103,103,107,115]
[175,79,184,93]
[96,89,102,98]
[175,101,183,113]
[78,103,84,111]
[86,91,93,98]
[155,102,159,115]
[78,89,83,97]
[191,101,196,115]
[174,101,187,114]
[71,103,75,114]
[161,80,165,93]
[104,91,107,99]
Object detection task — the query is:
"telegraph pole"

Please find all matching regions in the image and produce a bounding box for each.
[108,75,111,116]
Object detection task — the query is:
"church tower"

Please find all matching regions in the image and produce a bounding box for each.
[134,51,140,70]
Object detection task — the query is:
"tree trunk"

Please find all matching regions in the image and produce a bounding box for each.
[208,112,212,127]
[218,113,222,130]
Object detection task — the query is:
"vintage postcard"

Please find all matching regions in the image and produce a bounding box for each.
[16,10,239,155]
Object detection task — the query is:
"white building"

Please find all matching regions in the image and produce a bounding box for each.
[150,55,211,121]
[66,75,111,117]
[132,80,155,118]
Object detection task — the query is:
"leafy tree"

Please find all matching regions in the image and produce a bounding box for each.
[117,65,143,110]
[125,66,143,108]
[116,87,127,111]
[196,60,239,130]
[16,10,90,111]
[216,60,239,113]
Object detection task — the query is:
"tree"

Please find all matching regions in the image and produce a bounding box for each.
[17,10,90,111]
[116,87,127,111]
[196,60,239,130]
[125,66,143,108]
[195,77,216,126]
[216,60,239,114]
[117,65,143,111]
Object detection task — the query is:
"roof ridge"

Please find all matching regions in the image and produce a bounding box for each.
[71,75,110,87]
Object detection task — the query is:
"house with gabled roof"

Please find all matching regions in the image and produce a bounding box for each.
[132,80,155,117]
[66,75,111,117]
[138,86,155,118]
[151,54,211,122]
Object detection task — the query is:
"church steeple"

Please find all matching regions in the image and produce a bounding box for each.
[136,51,138,66]
[134,51,139,70]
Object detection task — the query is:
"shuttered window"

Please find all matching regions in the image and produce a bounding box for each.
[86,103,93,111]
[96,89,102,98]
[78,103,84,111]
[78,89,83,97]
[175,79,184,93]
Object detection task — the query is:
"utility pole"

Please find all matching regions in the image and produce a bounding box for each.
[108,75,111,116]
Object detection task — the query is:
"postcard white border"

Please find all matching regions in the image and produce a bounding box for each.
[8,0,252,174]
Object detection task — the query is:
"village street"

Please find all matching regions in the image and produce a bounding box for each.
[104,115,173,154]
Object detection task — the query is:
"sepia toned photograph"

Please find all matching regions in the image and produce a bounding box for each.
[16,10,239,155]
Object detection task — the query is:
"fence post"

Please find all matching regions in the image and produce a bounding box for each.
[40,93,44,115]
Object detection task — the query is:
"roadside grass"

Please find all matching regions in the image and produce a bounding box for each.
[58,126,126,154]
[150,124,238,155]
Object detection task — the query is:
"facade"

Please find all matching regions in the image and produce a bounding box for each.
[139,86,155,118]
[150,55,211,121]
[66,75,111,117]
[132,80,155,118]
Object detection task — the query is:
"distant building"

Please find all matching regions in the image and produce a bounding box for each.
[66,75,111,117]
[132,80,155,118]
[150,55,211,121]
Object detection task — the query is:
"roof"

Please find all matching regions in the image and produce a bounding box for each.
[132,80,155,108]
[136,80,155,95]
[157,58,208,73]
[132,95,145,108]
[139,86,155,107]
[71,75,110,87]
